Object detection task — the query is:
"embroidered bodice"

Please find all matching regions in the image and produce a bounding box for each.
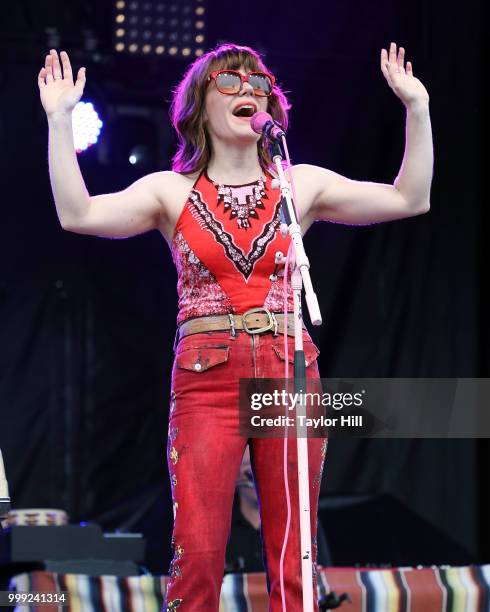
[171,170,294,325]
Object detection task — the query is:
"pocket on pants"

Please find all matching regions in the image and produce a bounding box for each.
[272,338,320,368]
[175,345,230,373]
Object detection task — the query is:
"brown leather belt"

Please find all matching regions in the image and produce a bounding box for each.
[177,308,302,344]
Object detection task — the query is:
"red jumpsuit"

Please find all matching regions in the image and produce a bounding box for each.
[164,170,328,611]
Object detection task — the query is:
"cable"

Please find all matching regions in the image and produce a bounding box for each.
[278,134,302,611]
[279,240,293,611]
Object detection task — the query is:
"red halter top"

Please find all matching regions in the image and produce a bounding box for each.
[171,169,294,325]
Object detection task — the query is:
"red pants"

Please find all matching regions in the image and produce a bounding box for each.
[164,328,328,611]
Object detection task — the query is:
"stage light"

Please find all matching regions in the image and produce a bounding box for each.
[72,102,103,154]
[112,0,206,57]
[128,144,153,166]
[96,106,170,169]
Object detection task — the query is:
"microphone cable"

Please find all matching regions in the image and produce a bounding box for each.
[279,133,303,612]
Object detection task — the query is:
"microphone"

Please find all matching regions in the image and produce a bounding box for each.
[251,111,285,141]
[252,113,289,234]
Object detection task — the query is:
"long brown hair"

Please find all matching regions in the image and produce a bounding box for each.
[170,43,291,176]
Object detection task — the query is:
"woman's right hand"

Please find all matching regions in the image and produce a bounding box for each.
[38,50,86,117]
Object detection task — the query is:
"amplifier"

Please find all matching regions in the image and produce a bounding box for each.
[0,524,145,564]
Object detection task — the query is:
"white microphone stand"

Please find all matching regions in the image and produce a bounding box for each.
[271,138,322,611]
[0,450,11,526]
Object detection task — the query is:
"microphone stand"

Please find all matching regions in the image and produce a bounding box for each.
[0,450,11,532]
[271,139,322,611]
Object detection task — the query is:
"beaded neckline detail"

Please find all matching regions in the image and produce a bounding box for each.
[215,177,266,230]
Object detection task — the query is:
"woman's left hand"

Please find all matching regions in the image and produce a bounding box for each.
[381,42,429,109]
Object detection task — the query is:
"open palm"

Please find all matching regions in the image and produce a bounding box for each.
[381,42,429,108]
[38,50,86,116]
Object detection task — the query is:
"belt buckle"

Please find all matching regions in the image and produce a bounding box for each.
[242,307,275,335]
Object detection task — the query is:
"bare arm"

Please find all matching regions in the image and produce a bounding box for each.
[298,42,433,226]
[39,50,162,238]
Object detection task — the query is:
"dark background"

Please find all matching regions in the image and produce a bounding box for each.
[0,0,486,573]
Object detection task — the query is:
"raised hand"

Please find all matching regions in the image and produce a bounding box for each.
[381,42,429,109]
[38,50,86,117]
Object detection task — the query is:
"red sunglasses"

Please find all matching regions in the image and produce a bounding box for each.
[208,70,276,97]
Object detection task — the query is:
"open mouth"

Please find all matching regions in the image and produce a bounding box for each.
[232,104,256,119]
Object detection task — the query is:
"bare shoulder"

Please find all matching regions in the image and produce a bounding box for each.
[289,164,335,230]
[151,169,199,243]
[291,163,334,192]
[142,169,196,202]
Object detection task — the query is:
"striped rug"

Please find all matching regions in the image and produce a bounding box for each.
[10,565,490,611]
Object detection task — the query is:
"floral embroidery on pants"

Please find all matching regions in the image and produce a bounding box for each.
[170,390,177,416]
[314,438,328,487]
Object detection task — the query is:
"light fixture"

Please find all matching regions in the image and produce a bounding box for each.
[72,102,103,154]
[112,0,206,58]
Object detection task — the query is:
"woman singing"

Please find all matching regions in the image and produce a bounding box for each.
[38,42,432,611]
